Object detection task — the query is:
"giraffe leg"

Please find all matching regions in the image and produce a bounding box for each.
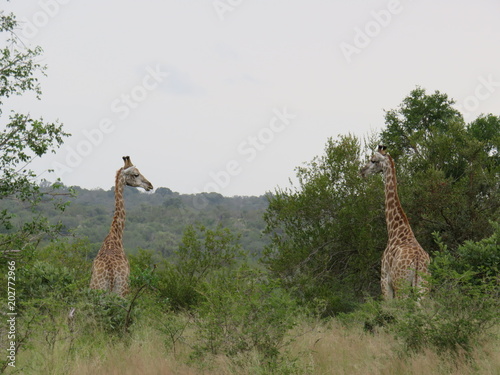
[112,269,129,297]
[413,270,429,300]
[414,253,430,298]
[381,278,394,300]
[381,261,394,300]
[112,277,125,297]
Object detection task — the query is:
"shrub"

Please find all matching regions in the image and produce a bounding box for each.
[342,224,499,361]
[79,289,132,335]
[193,266,300,370]
[156,224,244,310]
[390,224,499,357]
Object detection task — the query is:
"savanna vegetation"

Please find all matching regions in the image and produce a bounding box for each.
[1,8,499,375]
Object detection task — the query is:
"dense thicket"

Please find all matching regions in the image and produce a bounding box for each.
[263,87,500,314]
[381,88,500,249]
[263,135,386,313]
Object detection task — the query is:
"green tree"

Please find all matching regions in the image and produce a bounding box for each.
[0,10,69,252]
[263,88,499,311]
[263,135,386,314]
[381,87,500,250]
[382,87,463,161]
[157,224,244,310]
[0,11,70,370]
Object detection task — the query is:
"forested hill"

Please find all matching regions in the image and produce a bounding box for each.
[4,185,270,258]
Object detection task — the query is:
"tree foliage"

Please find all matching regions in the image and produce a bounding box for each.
[1,186,269,258]
[381,87,500,250]
[381,87,463,160]
[0,10,69,252]
[263,135,386,314]
[264,88,499,311]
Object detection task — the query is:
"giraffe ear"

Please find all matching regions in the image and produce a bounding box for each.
[378,145,387,154]
[122,156,133,168]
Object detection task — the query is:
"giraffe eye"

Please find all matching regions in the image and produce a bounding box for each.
[133,174,139,178]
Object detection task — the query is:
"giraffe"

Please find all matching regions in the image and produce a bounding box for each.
[89,156,153,297]
[360,146,430,299]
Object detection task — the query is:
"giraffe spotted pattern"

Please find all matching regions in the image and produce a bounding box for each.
[90,156,153,297]
[360,146,430,299]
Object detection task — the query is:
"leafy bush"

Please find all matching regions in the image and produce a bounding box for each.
[193,266,299,370]
[432,222,500,282]
[79,289,131,335]
[18,261,77,302]
[156,224,244,310]
[263,135,385,313]
[342,224,499,361]
[378,225,499,357]
[389,276,498,357]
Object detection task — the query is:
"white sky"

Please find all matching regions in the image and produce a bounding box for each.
[3,0,500,196]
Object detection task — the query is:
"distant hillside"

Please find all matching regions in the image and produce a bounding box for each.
[2,185,270,258]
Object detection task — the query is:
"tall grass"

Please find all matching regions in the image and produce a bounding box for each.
[9,314,499,375]
[290,320,500,375]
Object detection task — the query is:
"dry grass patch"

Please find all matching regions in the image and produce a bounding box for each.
[9,315,499,375]
[288,320,500,375]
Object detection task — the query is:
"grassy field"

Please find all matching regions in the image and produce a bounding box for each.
[9,316,499,375]
[4,226,499,374]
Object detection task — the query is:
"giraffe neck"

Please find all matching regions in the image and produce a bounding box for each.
[104,168,126,252]
[382,155,414,243]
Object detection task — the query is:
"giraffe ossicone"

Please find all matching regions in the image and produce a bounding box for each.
[360,145,430,299]
[89,156,153,297]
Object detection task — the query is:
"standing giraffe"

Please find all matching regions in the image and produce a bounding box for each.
[360,146,430,299]
[89,156,153,297]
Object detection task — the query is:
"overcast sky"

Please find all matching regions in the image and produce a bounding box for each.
[4,0,500,196]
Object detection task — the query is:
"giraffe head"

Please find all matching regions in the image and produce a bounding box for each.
[360,145,389,178]
[121,156,154,191]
